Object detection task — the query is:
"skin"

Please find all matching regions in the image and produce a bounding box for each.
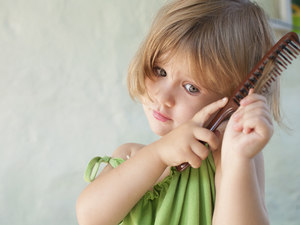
[76,55,272,225]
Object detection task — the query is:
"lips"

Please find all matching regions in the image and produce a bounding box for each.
[153,110,172,122]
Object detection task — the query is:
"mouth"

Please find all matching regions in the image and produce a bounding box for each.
[153,110,172,122]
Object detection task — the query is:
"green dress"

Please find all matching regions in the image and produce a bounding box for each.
[84,152,216,225]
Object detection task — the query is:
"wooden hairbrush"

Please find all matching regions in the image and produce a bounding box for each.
[176,31,300,172]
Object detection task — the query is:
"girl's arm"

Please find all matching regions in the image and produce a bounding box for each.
[213,90,271,225]
[77,98,228,225]
[76,143,167,225]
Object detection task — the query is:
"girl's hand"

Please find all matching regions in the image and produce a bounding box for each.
[152,98,228,168]
[222,89,274,160]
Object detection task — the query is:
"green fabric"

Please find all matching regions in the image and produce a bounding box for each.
[84,152,216,225]
[84,156,124,182]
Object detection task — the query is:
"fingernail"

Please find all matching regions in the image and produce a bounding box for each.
[222,97,227,101]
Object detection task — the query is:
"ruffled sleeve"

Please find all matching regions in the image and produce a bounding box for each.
[84,156,125,182]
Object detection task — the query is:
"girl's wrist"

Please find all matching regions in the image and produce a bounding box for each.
[221,147,256,170]
[143,142,169,169]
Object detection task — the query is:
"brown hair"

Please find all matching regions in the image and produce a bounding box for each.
[127,0,283,126]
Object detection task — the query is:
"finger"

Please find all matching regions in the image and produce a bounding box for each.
[193,97,228,126]
[183,147,203,168]
[239,93,267,107]
[233,100,271,121]
[192,126,219,150]
[242,116,273,137]
[232,101,272,125]
[233,112,273,135]
[237,106,272,126]
[188,157,202,168]
[232,105,273,131]
[248,88,255,95]
[190,139,210,160]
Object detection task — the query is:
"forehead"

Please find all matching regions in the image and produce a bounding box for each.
[155,50,201,80]
[155,49,193,69]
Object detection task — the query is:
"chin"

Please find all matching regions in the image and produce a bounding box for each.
[149,123,172,137]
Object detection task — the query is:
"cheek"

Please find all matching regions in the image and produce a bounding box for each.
[176,106,200,124]
[175,99,210,125]
[141,78,155,105]
[144,77,155,94]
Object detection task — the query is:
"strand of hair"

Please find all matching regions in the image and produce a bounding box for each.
[257,69,264,76]
[274,60,284,71]
[272,70,278,77]
[273,53,287,69]
[263,59,269,65]
[267,74,274,84]
[271,74,276,81]
[274,50,288,66]
[274,68,281,76]
[268,55,275,60]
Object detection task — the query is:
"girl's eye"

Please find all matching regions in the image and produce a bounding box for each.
[184,84,199,94]
[154,67,167,77]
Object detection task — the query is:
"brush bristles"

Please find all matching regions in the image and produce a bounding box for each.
[264,38,300,87]
[232,33,300,105]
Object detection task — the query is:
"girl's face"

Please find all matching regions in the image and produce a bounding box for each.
[143,55,223,136]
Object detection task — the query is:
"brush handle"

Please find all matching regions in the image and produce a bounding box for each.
[175,99,239,172]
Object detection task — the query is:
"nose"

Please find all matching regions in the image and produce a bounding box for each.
[154,82,175,108]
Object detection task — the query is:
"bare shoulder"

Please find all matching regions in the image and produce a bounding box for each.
[111,143,146,160]
[96,143,145,179]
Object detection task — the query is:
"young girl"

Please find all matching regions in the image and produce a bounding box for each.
[77,0,279,224]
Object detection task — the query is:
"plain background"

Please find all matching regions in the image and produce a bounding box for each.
[0,0,299,224]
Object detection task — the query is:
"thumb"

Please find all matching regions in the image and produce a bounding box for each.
[192,97,228,127]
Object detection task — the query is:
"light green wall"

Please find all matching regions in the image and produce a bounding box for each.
[255,0,281,18]
[0,0,299,224]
